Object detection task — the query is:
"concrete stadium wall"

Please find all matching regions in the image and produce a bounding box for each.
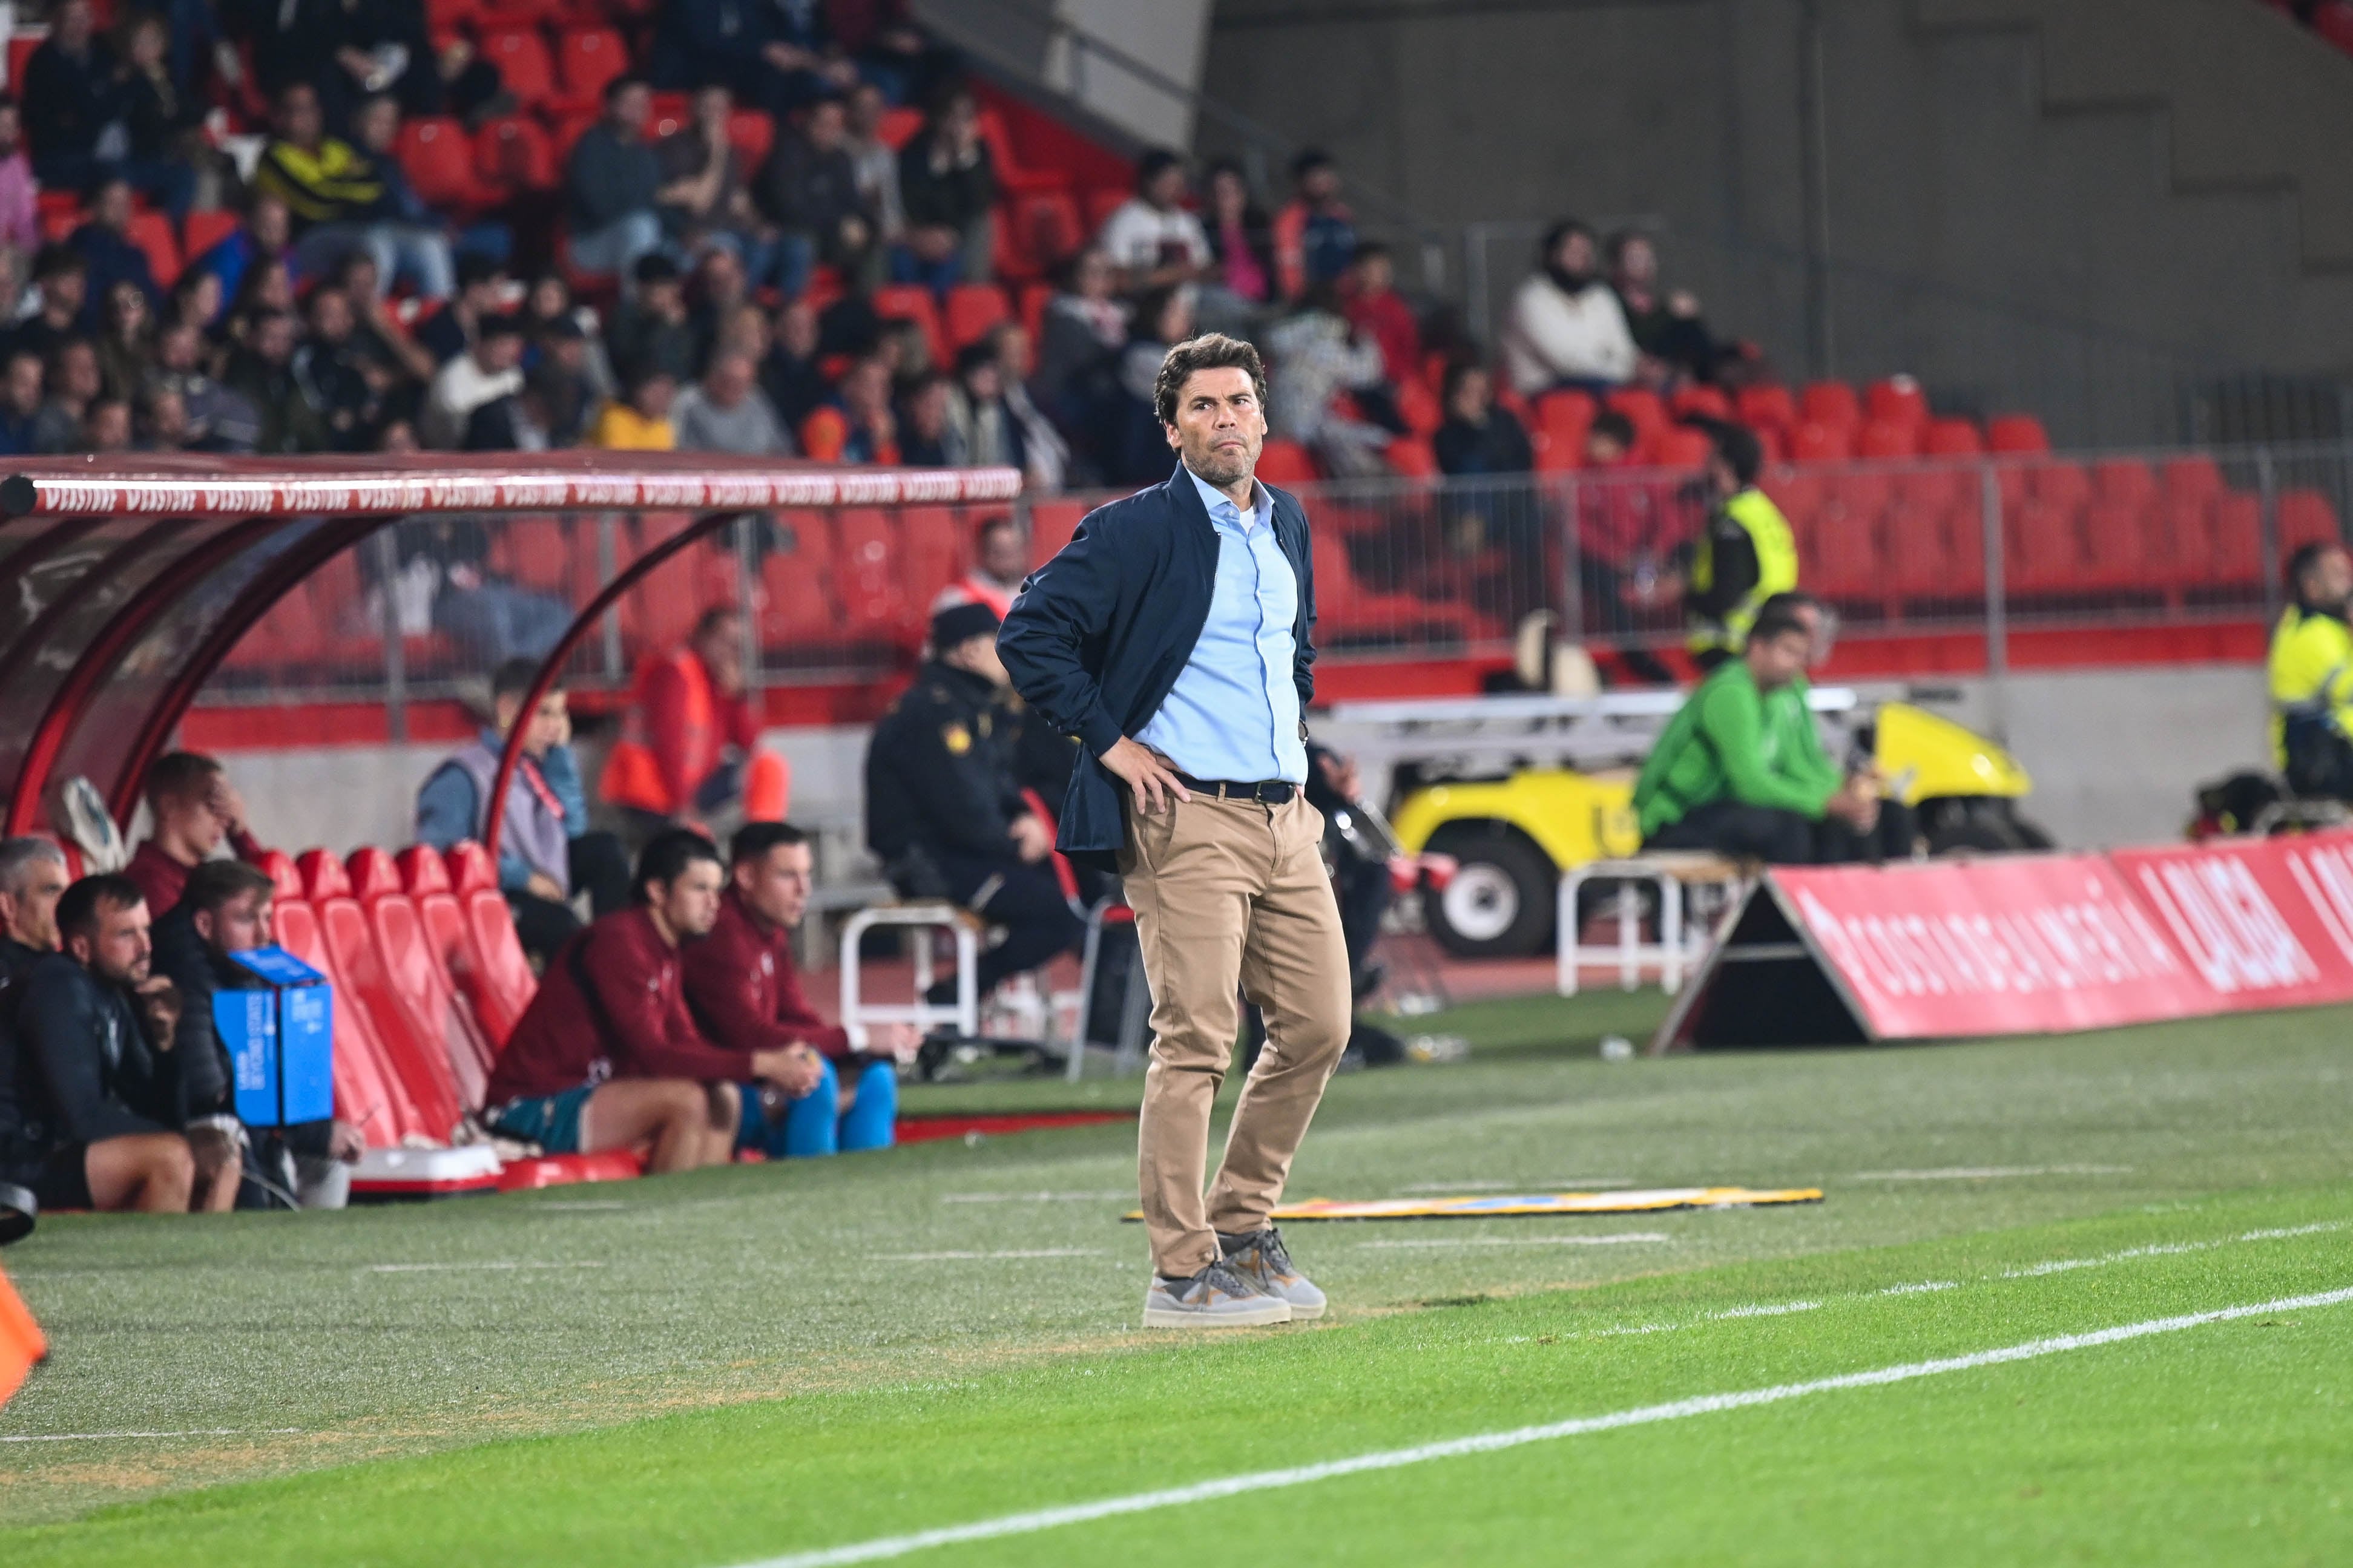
[1201,0,2353,444]
[209,664,2265,872]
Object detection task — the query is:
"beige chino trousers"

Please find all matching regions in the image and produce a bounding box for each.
[1120,790,1352,1278]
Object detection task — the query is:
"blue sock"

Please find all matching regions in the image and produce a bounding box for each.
[777,1058,842,1158]
[838,1061,898,1152]
[734,1081,771,1152]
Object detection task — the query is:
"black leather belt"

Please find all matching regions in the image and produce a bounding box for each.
[1175,773,1295,804]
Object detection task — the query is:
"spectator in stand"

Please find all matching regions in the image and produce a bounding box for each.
[35,338,102,453]
[125,752,268,917]
[415,251,504,367]
[25,0,191,215]
[110,10,202,221]
[416,658,634,963]
[260,84,456,305]
[1432,361,1531,479]
[865,600,1084,1009]
[1607,229,1724,386]
[148,320,262,451]
[1263,283,1392,478]
[187,192,293,326]
[989,322,1067,494]
[1341,243,1420,391]
[1097,149,1211,294]
[1635,593,1894,864]
[15,875,197,1214]
[591,365,678,451]
[684,822,917,1159]
[0,352,41,454]
[674,349,792,456]
[1033,247,1125,425]
[896,369,951,465]
[607,254,698,387]
[1197,156,1272,335]
[941,339,1020,471]
[421,310,524,449]
[1093,282,1194,485]
[760,297,828,432]
[758,93,877,302]
[223,255,297,346]
[601,606,790,836]
[148,859,363,1211]
[1272,148,1355,303]
[843,80,905,249]
[332,249,438,389]
[657,84,762,267]
[518,323,596,449]
[292,284,384,449]
[225,308,331,451]
[1653,423,1797,668]
[136,384,188,451]
[94,278,154,401]
[68,177,160,327]
[1501,219,1639,396]
[893,83,994,294]
[10,246,90,368]
[524,272,614,402]
[930,512,1026,618]
[462,379,550,452]
[686,243,754,370]
[567,78,665,289]
[82,392,133,451]
[658,0,857,113]
[481,830,805,1173]
[0,98,40,255]
[805,352,897,463]
[163,267,220,337]
[1568,407,1665,658]
[346,93,457,303]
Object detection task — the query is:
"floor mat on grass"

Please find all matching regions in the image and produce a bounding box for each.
[1121,1186,1823,1222]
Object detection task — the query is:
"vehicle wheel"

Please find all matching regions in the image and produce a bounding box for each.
[1423,826,1556,959]
[1923,799,2035,856]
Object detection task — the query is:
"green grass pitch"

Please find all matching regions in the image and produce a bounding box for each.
[4,989,2351,1565]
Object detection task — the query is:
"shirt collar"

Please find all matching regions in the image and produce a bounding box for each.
[1185,464,1271,533]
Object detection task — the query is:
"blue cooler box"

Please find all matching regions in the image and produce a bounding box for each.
[215,946,335,1127]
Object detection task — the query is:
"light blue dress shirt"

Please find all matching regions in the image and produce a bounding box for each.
[1136,466,1309,784]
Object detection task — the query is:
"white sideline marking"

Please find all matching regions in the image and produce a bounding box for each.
[1709,1301,1820,1319]
[1999,1221,2343,1279]
[729,1285,2353,1568]
[1850,1166,2131,1181]
[939,1192,1130,1204]
[364,1261,604,1273]
[877,1249,1103,1262]
[1357,1233,1670,1251]
[0,1428,303,1443]
[1881,1281,1959,1296]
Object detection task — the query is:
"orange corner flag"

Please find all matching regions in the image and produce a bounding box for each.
[0,1263,45,1409]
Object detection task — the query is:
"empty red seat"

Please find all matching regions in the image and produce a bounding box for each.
[1803,484,1883,603]
[398,117,490,212]
[1027,500,1088,566]
[1535,389,1596,447]
[1864,376,1929,431]
[1897,467,1974,514]
[475,115,557,192]
[2213,494,2263,586]
[1734,384,1798,436]
[556,27,629,112]
[726,110,774,172]
[943,283,1010,349]
[1255,439,1321,485]
[2004,502,2087,595]
[300,849,466,1144]
[1604,388,1668,442]
[1800,381,1862,433]
[481,28,556,109]
[2081,501,2154,591]
[1921,418,1983,456]
[1986,414,2050,454]
[2280,488,2343,554]
[2160,456,2225,505]
[2027,461,2093,512]
[872,284,947,366]
[183,207,240,263]
[354,847,495,1113]
[1788,420,1852,464]
[255,850,423,1150]
[2090,459,2157,508]
[1668,386,1732,423]
[1855,420,1919,460]
[1650,426,1713,468]
[1761,470,1825,529]
[443,842,540,1049]
[834,510,909,634]
[128,211,180,287]
[1394,377,1443,438]
[1384,436,1440,479]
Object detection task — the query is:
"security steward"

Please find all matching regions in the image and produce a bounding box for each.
[865,602,1087,1006]
[1670,424,1797,669]
[2269,539,2353,798]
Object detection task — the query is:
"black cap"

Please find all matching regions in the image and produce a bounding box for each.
[455,251,502,288]
[479,310,526,340]
[634,252,681,285]
[930,599,1002,649]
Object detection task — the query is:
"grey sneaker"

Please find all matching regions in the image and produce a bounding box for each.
[1219,1226,1326,1320]
[1142,1258,1293,1329]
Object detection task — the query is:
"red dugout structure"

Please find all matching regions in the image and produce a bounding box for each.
[0,453,1022,867]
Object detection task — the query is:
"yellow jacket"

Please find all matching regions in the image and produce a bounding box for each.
[1686,486,1798,655]
[2268,603,2353,769]
[591,402,676,451]
[254,138,384,228]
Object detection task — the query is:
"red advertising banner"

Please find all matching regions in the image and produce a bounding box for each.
[1654,831,2353,1051]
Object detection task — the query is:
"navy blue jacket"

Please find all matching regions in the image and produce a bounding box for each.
[998,461,1318,870]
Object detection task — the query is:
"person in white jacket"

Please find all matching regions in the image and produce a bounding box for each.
[1500,220,1639,395]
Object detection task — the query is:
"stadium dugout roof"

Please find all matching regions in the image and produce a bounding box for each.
[0,453,1023,861]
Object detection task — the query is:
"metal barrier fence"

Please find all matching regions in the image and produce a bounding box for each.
[193,441,2353,729]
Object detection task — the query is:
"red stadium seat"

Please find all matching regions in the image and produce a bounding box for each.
[481,28,556,110]
[1921,418,1983,457]
[354,847,496,1112]
[1254,439,1321,485]
[1800,381,1862,433]
[1535,389,1596,447]
[1027,499,1088,565]
[1788,420,1852,464]
[943,283,1010,349]
[128,211,180,287]
[1384,436,1440,479]
[1394,376,1443,438]
[900,506,968,608]
[1804,479,1884,605]
[1005,192,1084,276]
[2027,461,2092,513]
[834,510,910,635]
[398,118,491,212]
[759,539,835,648]
[475,115,558,193]
[1897,467,1973,515]
[257,851,423,1149]
[182,208,240,264]
[1734,384,1798,436]
[2153,494,2219,589]
[443,842,540,1049]
[872,284,946,366]
[555,27,629,112]
[2004,502,2086,595]
[1855,420,1920,460]
[2091,459,2157,509]
[2280,488,2343,554]
[1650,427,1712,468]
[1986,414,2050,454]
[726,110,774,172]
[2160,456,2225,507]
[1604,388,1667,443]
[301,850,466,1144]
[1761,469,1826,530]
[1668,386,1732,424]
[2080,501,2153,591]
[879,107,923,149]
[1864,376,1929,431]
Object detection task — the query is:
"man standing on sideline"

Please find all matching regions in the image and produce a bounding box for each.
[1000,332,1349,1329]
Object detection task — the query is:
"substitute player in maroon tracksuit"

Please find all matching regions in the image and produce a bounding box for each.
[483,830,806,1173]
[682,823,918,1157]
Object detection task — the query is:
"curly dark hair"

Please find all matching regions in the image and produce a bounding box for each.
[1151,333,1269,427]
